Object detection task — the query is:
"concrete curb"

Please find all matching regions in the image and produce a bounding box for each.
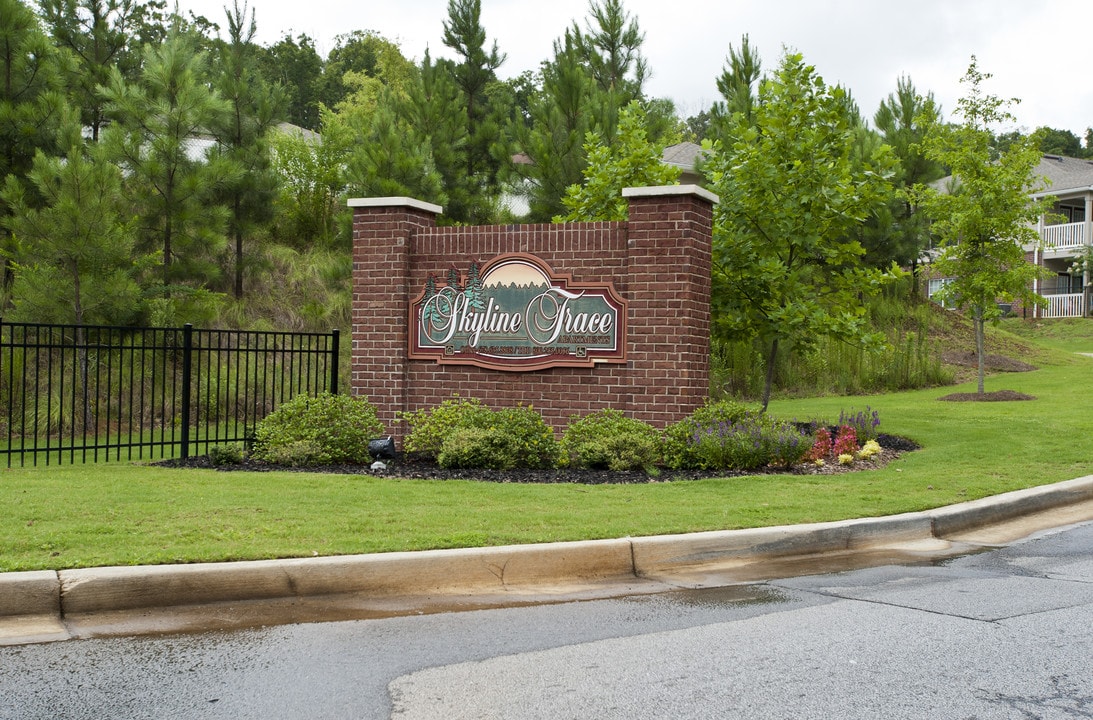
[56,539,635,615]
[631,513,936,577]
[3,475,1093,629]
[927,475,1093,537]
[0,571,60,618]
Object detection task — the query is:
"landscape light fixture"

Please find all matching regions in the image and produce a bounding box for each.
[368,436,396,459]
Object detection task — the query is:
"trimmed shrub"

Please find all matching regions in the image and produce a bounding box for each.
[404,399,560,469]
[400,397,493,457]
[561,409,661,471]
[438,427,518,470]
[489,405,562,469]
[208,443,244,466]
[251,392,383,466]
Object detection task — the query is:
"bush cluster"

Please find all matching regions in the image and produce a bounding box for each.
[244,392,883,474]
[667,411,811,471]
[251,392,383,466]
[663,400,753,470]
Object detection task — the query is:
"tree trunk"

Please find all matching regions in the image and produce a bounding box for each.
[163,216,172,291]
[761,338,779,413]
[234,231,243,299]
[234,195,243,299]
[975,306,986,395]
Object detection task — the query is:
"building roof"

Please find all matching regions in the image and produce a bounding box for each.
[276,122,321,143]
[935,154,1093,198]
[661,142,704,171]
[1032,154,1093,196]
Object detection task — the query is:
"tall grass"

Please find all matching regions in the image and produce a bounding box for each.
[711,277,954,401]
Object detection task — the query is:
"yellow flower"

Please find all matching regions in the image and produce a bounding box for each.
[838,453,855,465]
[857,440,882,460]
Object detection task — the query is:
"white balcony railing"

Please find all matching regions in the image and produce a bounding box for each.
[1037,293,1087,319]
[1041,221,1087,250]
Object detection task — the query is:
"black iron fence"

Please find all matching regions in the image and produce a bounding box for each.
[0,321,340,466]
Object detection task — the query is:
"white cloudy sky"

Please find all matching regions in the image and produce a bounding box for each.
[179,0,1092,136]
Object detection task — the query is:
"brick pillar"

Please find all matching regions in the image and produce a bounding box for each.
[348,197,440,442]
[622,185,717,427]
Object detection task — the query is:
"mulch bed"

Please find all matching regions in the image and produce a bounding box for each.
[935,351,1038,401]
[155,433,919,485]
[937,390,1037,402]
[940,350,1037,373]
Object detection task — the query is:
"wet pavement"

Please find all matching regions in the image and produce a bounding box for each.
[3,519,1092,719]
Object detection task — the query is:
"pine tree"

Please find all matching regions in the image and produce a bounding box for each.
[101,23,238,299]
[210,1,285,298]
[1,110,141,325]
[567,0,647,140]
[709,34,762,137]
[342,89,445,204]
[0,0,67,304]
[510,36,596,222]
[441,0,509,223]
[39,0,144,142]
[868,75,945,280]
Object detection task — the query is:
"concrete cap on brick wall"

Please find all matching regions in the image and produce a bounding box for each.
[622,184,719,204]
[347,197,443,215]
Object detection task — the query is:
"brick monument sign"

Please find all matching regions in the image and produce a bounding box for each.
[349,185,717,446]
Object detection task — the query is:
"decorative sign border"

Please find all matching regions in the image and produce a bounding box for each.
[408,253,628,371]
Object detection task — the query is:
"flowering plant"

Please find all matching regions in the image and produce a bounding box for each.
[807,426,833,463]
[832,425,859,457]
[857,439,882,460]
[837,407,881,442]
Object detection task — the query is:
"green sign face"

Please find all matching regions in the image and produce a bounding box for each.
[409,253,628,371]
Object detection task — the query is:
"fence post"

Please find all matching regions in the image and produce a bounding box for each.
[180,323,193,459]
[330,328,340,395]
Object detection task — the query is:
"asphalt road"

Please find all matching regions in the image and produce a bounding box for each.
[3,519,1092,720]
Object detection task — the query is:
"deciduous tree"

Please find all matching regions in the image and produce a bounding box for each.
[704,52,897,411]
[270,105,348,249]
[258,33,322,130]
[911,58,1050,394]
[556,101,680,222]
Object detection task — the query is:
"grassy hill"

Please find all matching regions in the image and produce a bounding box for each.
[713,282,1091,403]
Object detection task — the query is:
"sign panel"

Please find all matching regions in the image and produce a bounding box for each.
[409,253,627,371]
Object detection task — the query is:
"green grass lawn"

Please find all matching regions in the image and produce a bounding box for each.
[999,317,1093,354]
[3,328,1092,573]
